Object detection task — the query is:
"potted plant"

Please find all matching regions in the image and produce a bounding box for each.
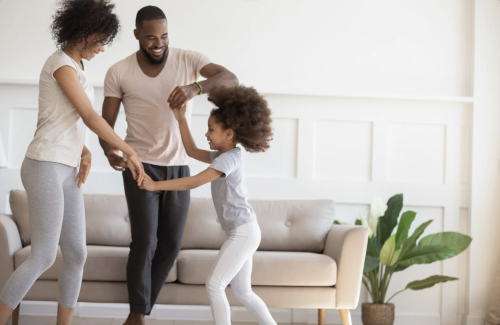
[352,194,472,325]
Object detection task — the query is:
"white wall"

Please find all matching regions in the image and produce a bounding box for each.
[0,0,496,324]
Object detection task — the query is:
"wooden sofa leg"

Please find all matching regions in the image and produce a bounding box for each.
[338,309,352,325]
[318,308,326,325]
[12,304,20,325]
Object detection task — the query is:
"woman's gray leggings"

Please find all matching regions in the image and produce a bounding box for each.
[0,158,87,309]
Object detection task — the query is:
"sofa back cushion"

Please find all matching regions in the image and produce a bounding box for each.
[9,190,335,252]
[182,198,335,253]
[10,190,131,246]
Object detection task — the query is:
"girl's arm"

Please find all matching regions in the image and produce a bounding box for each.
[173,104,212,164]
[140,168,222,191]
[53,66,145,185]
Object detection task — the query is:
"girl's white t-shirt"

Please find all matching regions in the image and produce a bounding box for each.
[26,50,95,167]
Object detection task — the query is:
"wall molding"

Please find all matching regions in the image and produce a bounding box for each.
[0,79,474,103]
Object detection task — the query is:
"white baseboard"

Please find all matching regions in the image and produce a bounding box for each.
[18,301,445,325]
[18,301,58,316]
[155,305,213,320]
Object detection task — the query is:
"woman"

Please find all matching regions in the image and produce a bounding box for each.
[0,1,144,324]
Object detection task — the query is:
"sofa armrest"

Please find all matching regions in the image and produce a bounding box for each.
[0,214,22,289]
[323,224,369,309]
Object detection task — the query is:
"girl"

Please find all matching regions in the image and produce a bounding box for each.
[140,85,276,325]
[0,1,145,324]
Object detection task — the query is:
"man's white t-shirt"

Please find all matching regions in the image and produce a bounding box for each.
[104,48,211,166]
[26,50,95,167]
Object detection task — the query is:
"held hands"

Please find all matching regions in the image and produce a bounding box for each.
[75,151,92,188]
[167,83,199,110]
[127,154,145,186]
[105,147,144,185]
[139,174,157,191]
[172,102,187,122]
[106,148,128,171]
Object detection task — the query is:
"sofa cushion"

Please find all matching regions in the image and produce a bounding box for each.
[9,190,131,247]
[182,199,335,253]
[84,195,131,246]
[177,250,336,286]
[14,245,177,282]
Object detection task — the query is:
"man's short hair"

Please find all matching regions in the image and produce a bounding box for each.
[135,6,166,29]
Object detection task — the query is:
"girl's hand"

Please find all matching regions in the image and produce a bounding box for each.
[75,150,92,188]
[139,174,157,191]
[127,154,145,185]
[172,102,187,122]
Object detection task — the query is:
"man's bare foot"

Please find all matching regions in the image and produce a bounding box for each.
[123,312,145,325]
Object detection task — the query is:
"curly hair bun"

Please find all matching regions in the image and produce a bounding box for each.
[51,0,120,50]
[209,86,273,153]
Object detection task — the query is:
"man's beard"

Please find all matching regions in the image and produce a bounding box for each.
[140,44,168,64]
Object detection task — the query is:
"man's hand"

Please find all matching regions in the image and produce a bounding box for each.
[167,84,199,110]
[75,150,92,188]
[139,174,157,191]
[106,148,128,171]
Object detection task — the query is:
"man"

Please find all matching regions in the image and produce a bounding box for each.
[99,6,238,325]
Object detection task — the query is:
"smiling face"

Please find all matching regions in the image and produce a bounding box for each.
[205,115,235,151]
[135,19,169,64]
[67,34,107,61]
[80,35,107,61]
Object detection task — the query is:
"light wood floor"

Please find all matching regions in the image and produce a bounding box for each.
[7,316,291,325]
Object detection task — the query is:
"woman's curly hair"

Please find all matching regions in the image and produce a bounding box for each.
[51,0,120,51]
[209,86,273,153]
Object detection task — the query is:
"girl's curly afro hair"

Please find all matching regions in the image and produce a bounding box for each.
[209,86,273,153]
[51,0,120,51]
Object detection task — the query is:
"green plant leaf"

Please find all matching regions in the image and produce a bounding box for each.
[355,219,362,226]
[386,275,458,303]
[364,255,380,273]
[378,194,403,247]
[395,211,416,250]
[418,232,472,256]
[393,220,433,272]
[405,275,458,290]
[380,234,401,266]
[398,245,455,267]
[397,232,473,268]
[367,236,379,257]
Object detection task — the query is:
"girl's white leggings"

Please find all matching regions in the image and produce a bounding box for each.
[206,222,277,325]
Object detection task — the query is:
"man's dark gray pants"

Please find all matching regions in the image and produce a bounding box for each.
[122,163,190,315]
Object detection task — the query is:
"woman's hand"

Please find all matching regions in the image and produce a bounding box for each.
[172,102,187,122]
[139,174,157,191]
[75,150,92,188]
[127,154,145,185]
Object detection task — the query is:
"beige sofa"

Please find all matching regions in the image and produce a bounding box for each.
[0,190,368,325]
